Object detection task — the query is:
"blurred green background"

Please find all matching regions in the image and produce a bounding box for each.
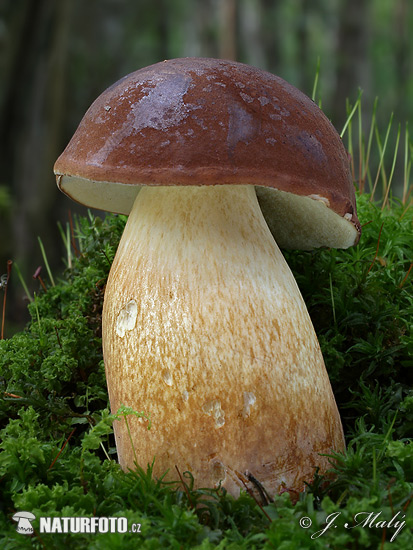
[0,0,412,335]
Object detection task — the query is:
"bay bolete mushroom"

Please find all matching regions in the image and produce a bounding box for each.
[54,58,360,497]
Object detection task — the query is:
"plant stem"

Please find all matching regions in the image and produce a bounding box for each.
[1,260,12,339]
[38,237,55,287]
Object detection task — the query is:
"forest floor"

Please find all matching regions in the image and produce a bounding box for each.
[0,191,412,549]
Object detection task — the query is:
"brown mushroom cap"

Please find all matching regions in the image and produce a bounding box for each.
[54,57,360,249]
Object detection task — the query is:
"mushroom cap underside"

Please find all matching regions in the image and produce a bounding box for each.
[54,57,361,249]
[12,511,36,520]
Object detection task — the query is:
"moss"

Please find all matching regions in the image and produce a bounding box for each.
[0,195,412,548]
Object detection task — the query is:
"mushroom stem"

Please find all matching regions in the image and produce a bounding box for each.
[102,184,344,496]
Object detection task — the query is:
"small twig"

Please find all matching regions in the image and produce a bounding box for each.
[367,223,384,275]
[175,465,194,509]
[48,428,76,471]
[246,472,273,506]
[102,249,112,267]
[236,470,272,522]
[1,260,12,340]
[3,392,22,399]
[399,262,412,289]
[361,220,373,228]
[32,266,48,293]
[380,526,386,550]
[403,495,412,512]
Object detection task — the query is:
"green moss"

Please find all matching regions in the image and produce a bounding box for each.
[0,195,412,548]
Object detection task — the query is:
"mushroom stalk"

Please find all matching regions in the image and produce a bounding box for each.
[102,184,344,495]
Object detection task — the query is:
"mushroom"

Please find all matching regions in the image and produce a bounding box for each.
[12,511,36,534]
[54,58,360,497]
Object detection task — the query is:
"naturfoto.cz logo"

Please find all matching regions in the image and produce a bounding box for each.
[11,512,142,535]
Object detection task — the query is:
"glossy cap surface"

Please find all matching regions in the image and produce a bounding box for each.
[54,57,360,249]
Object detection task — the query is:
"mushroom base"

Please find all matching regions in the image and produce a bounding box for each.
[102,185,345,497]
